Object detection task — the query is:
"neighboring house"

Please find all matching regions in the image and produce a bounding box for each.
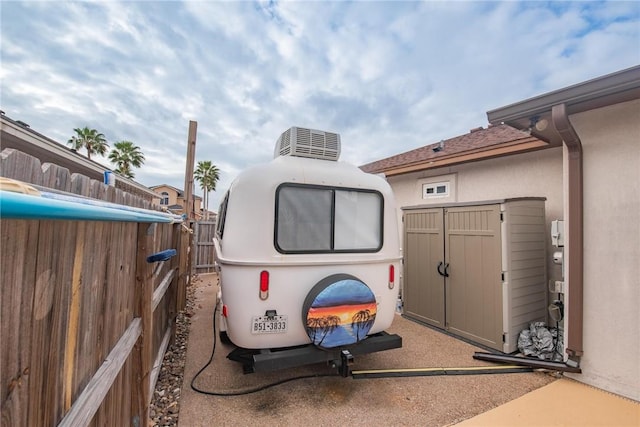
[0,112,159,201]
[361,65,640,401]
[149,184,208,220]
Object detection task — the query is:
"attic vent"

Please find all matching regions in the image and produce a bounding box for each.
[274,127,341,161]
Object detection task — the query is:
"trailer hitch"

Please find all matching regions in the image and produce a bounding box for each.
[330,349,354,377]
[339,349,354,377]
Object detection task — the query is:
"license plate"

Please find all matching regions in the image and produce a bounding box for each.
[251,315,288,334]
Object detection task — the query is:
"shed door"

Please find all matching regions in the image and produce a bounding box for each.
[445,205,503,349]
[403,209,444,327]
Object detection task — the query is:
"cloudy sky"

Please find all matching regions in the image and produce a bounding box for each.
[1,1,639,209]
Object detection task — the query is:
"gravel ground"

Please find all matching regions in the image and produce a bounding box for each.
[176,274,558,427]
[149,277,198,426]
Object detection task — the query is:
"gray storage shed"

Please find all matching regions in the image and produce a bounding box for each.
[402,198,547,353]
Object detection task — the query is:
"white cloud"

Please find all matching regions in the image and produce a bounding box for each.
[1,0,638,208]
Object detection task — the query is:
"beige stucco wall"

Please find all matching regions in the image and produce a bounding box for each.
[152,185,203,215]
[386,146,564,286]
[154,185,181,206]
[565,99,640,400]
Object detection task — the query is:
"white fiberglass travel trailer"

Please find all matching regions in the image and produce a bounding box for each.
[213,127,402,374]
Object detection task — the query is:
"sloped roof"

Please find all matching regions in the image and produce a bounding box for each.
[150,184,184,196]
[360,124,549,177]
[149,184,202,200]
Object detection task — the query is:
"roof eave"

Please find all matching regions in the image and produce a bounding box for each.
[377,138,550,177]
[487,65,640,144]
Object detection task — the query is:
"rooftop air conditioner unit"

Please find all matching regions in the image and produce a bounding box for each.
[274,126,341,161]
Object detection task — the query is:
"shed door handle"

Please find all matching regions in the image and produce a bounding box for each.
[437,262,450,277]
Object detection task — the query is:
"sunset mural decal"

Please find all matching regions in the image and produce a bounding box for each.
[303,275,377,348]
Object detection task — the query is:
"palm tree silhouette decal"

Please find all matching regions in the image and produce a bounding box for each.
[306,315,340,346]
[306,317,322,343]
[352,309,375,341]
[303,276,378,348]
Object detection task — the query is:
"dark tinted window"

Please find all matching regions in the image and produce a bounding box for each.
[216,191,229,239]
[275,184,382,253]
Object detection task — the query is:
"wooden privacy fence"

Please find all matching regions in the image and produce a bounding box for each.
[1,149,189,426]
[194,220,216,273]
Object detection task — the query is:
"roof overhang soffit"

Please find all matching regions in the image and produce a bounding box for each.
[486,65,640,144]
[380,137,549,177]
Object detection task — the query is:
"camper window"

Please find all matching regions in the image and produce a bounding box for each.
[216,191,229,239]
[275,183,383,253]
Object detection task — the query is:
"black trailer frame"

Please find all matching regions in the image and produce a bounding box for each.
[227,332,402,376]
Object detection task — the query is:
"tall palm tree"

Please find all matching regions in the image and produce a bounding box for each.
[194,160,220,220]
[67,127,109,160]
[108,140,145,179]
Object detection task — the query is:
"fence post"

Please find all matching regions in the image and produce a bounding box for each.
[132,222,155,425]
[177,121,197,312]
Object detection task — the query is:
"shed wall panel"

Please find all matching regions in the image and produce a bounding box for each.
[446,205,502,349]
[501,199,548,352]
[403,209,444,327]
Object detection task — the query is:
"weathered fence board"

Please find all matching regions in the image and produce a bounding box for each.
[58,318,142,427]
[153,269,176,312]
[194,220,217,273]
[1,148,186,427]
[0,220,39,427]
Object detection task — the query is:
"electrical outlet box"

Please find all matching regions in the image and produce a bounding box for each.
[549,280,565,294]
[551,220,564,247]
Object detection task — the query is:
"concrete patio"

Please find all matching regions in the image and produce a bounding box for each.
[178,273,638,426]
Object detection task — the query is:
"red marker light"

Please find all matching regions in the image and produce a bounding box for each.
[222,305,228,317]
[389,265,395,289]
[259,270,269,300]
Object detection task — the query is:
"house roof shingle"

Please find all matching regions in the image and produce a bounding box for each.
[360,124,550,176]
[149,184,202,200]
